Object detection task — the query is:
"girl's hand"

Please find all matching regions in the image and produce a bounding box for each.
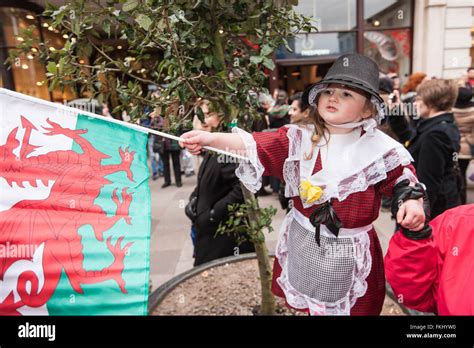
[179,130,215,155]
[397,198,425,231]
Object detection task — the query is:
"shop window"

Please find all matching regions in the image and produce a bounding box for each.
[0,6,75,102]
[364,28,411,78]
[364,0,412,28]
[295,0,357,31]
[276,32,357,60]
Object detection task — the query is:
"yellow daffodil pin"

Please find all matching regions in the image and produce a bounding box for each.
[299,179,323,204]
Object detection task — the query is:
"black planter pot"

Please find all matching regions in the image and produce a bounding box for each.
[148,252,265,314]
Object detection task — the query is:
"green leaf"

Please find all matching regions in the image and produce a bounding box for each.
[224,79,236,91]
[103,19,111,37]
[58,57,65,73]
[249,56,263,65]
[204,55,213,68]
[262,57,275,70]
[260,44,273,56]
[136,14,152,31]
[47,61,57,75]
[123,0,139,12]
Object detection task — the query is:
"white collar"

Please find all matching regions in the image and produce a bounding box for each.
[291,125,413,206]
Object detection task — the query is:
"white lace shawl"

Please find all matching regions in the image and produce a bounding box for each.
[233,125,415,205]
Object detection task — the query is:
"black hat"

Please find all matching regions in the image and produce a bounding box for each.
[303,54,384,106]
[379,76,394,94]
[454,87,474,109]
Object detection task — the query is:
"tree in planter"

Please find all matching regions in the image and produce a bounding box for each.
[10,0,315,315]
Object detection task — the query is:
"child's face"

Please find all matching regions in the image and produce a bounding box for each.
[317,83,372,125]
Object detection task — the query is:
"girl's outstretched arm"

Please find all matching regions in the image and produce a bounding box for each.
[179,130,245,155]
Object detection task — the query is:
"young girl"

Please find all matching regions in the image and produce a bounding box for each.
[180,54,426,315]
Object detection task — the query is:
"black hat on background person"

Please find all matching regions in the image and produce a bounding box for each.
[379,75,394,94]
[454,86,474,109]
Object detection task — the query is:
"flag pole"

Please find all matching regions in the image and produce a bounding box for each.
[0,88,249,162]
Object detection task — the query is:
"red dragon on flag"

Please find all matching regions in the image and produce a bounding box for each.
[0,116,137,315]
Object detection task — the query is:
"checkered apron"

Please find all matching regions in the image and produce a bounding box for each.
[276,209,373,315]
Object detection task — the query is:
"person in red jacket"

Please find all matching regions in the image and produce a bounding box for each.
[385,204,474,315]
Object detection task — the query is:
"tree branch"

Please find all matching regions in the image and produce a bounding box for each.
[163,8,198,97]
[88,40,156,85]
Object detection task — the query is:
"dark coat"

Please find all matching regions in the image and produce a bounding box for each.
[391,112,461,218]
[189,152,254,266]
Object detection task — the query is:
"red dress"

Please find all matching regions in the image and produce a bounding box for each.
[235,125,417,315]
[385,204,474,315]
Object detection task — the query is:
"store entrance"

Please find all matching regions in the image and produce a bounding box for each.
[277,62,333,95]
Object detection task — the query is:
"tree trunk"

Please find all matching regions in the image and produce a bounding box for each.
[241,184,276,315]
[211,7,275,315]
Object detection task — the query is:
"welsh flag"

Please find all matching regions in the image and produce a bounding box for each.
[0,88,151,315]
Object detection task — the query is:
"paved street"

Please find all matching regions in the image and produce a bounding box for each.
[149,161,474,292]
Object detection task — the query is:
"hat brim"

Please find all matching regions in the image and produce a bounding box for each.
[303,78,384,106]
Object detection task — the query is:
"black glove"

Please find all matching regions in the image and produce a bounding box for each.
[185,197,198,222]
[391,179,432,240]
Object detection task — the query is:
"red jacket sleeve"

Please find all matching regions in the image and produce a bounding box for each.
[252,127,290,180]
[384,230,439,313]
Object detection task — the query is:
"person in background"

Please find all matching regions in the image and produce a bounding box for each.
[253,93,271,132]
[155,108,183,188]
[467,67,474,88]
[377,76,401,212]
[288,91,313,125]
[452,85,474,204]
[268,89,290,129]
[185,104,254,266]
[387,72,400,92]
[400,72,428,124]
[378,75,400,141]
[101,103,112,118]
[385,204,474,315]
[149,108,165,180]
[401,72,427,102]
[389,79,461,218]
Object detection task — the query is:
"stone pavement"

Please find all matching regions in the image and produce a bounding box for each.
[148,162,474,292]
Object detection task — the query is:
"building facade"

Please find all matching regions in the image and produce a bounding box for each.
[272,0,473,94]
[412,0,473,79]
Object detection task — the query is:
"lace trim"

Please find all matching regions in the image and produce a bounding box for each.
[283,126,413,206]
[275,211,372,315]
[395,167,419,186]
[302,146,413,207]
[232,127,265,193]
[232,125,412,204]
[283,126,303,198]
